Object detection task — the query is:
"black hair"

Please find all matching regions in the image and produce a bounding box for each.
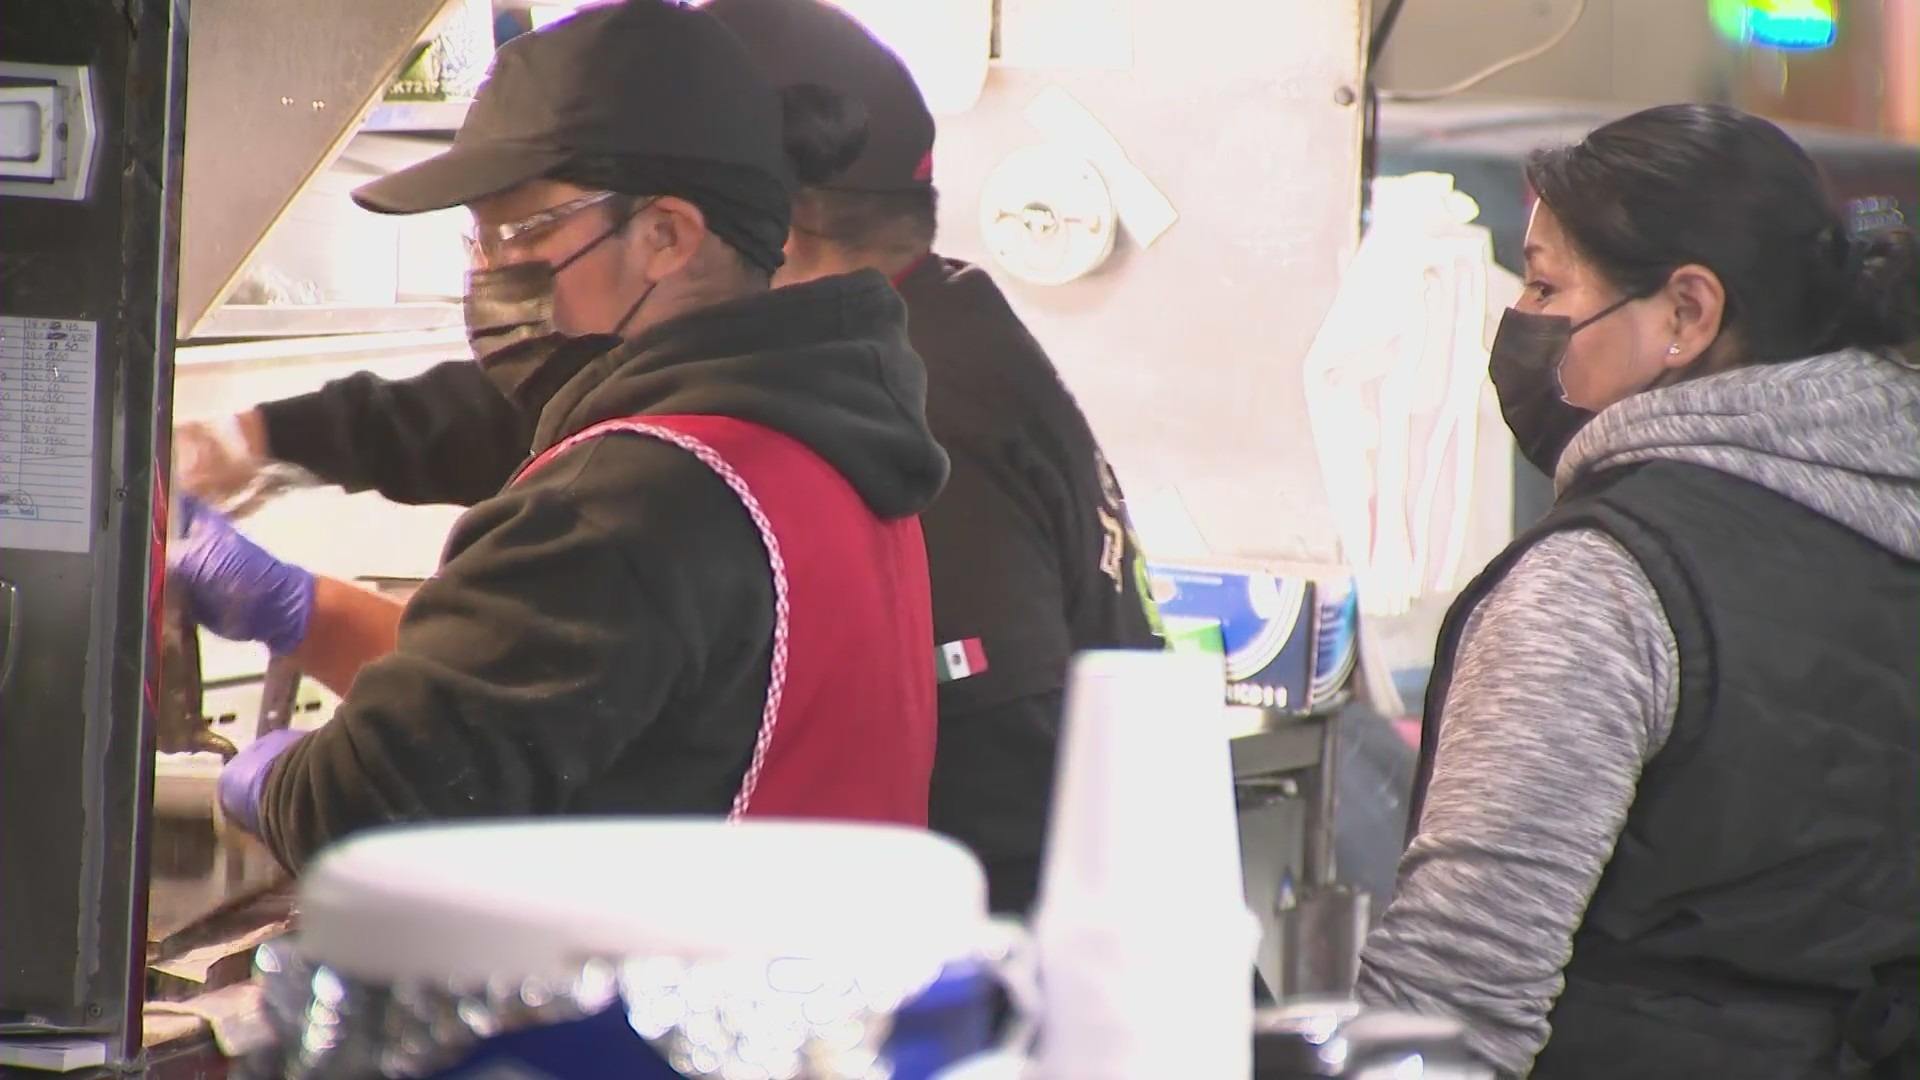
[1525,103,1919,362]
[780,82,937,258]
[792,186,939,257]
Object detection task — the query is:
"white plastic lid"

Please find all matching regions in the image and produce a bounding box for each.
[298,819,989,984]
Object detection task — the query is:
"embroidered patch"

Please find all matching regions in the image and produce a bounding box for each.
[1098,504,1126,590]
[936,638,989,682]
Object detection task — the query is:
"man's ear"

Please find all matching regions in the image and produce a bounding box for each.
[632,196,708,283]
[1658,263,1728,370]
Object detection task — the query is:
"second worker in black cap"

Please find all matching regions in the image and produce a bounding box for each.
[708,0,1167,917]
[165,0,950,871]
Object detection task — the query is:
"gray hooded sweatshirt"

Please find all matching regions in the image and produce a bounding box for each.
[1354,349,1920,1076]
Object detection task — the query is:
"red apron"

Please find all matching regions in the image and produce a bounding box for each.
[513,413,936,825]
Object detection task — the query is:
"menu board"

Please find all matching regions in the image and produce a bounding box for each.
[0,316,98,554]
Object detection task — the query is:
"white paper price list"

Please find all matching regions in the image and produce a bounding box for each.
[0,316,99,554]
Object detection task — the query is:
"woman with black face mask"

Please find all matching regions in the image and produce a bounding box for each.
[1354,103,1920,1080]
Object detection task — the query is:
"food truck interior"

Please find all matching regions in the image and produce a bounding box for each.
[0,0,1912,1073]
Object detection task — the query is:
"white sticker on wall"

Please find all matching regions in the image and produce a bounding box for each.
[1022,84,1178,248]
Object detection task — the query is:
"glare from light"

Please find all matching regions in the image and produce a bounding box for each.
[1709,0,1838,51]
[814,0,991,116]
[530,1,991,114]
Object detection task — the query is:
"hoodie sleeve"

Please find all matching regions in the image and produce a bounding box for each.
[1061,447,1163,654]
[253,437,764,870]
[256,361,532,507]
[1354,527,1678,1076]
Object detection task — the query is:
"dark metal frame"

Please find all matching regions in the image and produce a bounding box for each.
[0,0,187,1064]
[3,0,461,1067]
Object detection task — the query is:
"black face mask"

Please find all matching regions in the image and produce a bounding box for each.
[463,203,654,414]
[1487,294,1638,476]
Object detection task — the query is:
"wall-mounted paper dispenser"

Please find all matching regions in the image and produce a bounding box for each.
[0,62,98,202]
[979,144,1117,286]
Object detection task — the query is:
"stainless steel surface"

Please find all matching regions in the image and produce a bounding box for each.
[178,0,458,340]
[1233,712,1343,995]
[191,301,461,340]
[1303,710,1341,889]
[0,578,18,696]
[355,575,428,602]
[146,816,286,953]
[929,0,1367,561]
[1254,1001,1489,1078]
[1232,715,1334,780]
[1278,885,1369,998]
[174,328,468,371]
[153,757,221,818]
[255,656,301,738]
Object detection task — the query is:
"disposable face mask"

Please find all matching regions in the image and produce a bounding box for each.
[463,260,619,410]
[461,202,654,411]
[1486,294,1636,475]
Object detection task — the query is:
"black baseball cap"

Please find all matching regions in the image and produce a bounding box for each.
[701,0,936,192]
[353,0,796,215]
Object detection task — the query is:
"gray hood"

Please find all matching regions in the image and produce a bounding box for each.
[1560,349,1920,560]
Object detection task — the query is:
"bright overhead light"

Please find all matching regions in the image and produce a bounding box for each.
[1709,0,1838,51]
[526,0,991,114]
[817,0,991,116]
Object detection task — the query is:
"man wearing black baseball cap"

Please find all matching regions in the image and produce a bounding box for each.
[172,0,1160,912]
[165,0,949,871]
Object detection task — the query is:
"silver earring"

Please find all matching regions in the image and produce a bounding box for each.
[1667,343,1682,356]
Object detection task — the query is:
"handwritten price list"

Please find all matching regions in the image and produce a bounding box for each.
[0,316,98,554]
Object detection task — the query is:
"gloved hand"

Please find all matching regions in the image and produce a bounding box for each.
[217,728,306,837]
[173,414,265,507]
[166,494,316,655]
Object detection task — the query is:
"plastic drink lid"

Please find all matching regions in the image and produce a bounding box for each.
[298,819,989,984]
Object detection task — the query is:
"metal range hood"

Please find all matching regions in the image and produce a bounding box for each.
[178,0,458,340]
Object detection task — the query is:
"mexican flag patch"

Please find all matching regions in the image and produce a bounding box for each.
[937,638,989,683]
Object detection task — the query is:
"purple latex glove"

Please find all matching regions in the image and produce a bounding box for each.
[167,494,316,655]
[218,728,306,836]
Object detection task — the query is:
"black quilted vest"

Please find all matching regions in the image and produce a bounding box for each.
[1413,461,1919,1079]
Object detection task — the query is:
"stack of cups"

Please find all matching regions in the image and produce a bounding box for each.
[1033,651,1257,1080]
